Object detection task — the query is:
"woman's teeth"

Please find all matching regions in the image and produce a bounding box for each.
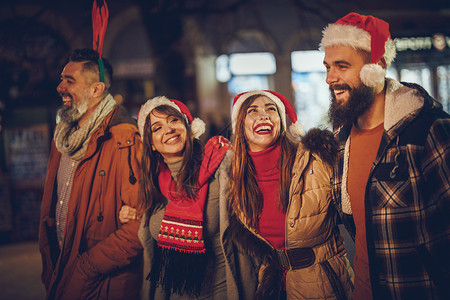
[255,125,272,132]
[166,136,178,143]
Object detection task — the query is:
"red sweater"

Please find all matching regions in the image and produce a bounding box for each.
[249,142,285,249]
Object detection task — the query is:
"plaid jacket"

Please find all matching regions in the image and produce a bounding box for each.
[332,79,450,299]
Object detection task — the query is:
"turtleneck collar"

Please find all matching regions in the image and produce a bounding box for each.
[248,141,281,181]
[164,158,183,180]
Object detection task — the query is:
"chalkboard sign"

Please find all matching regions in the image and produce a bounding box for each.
[5,124,50,189]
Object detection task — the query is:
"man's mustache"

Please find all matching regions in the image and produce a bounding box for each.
[330,84,351,91]
[59,92,73,99]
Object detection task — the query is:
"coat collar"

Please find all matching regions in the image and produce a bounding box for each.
[338,78,427,214]
[384,78,424,136]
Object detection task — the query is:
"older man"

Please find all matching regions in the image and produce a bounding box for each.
[321,12,450,299]
[39,49,142,299]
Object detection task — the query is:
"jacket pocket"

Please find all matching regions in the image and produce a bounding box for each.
[373,162,413,208]
[63,254,104,300]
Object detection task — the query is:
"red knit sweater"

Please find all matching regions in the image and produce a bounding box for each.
[249,142,285,249]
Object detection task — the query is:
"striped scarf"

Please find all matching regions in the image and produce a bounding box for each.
[151,136,230,296]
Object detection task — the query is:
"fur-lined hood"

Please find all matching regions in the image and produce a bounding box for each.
[300,127,338,167]
[384,78,424,131]
[335,77,440,140]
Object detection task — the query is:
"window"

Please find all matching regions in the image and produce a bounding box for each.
[437,65,450,113]
[291,51,330,130]
[400,66,432,94]
[216,52,276,97]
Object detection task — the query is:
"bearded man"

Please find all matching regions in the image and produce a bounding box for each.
[39,49,142,300]
[321,13,450,300]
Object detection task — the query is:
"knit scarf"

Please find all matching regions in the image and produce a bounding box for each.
[54,94,116,161]
[151,136,231,296]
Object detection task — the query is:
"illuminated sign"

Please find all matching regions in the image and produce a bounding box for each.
[395,34,450,52]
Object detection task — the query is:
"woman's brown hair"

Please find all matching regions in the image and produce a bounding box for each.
[138,105,203,214]
[229,94,298,229]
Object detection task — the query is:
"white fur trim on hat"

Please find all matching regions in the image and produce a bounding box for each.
[360,64,386,93]
[320,23,396,66]
[320,23,372,53]
[231,91,287,134]
[137,96,205,139]
[137,96,180,137]
[191,118,206,139]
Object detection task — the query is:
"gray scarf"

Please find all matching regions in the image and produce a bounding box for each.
[54,94,116,161]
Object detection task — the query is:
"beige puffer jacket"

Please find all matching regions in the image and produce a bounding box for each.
[228,128,354,300]
[286,129,354,299]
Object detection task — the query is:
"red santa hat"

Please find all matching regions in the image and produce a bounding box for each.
[320,12,396,93]
[137,96,205,139]
[231,90,304,137]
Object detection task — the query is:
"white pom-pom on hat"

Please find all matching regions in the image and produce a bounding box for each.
[190,117,206,139]
[360,63,386,94]
[290,122,305,137]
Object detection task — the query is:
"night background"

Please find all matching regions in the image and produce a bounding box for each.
[0,0,449,298]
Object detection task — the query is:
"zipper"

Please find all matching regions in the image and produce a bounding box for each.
[97,170,105,222]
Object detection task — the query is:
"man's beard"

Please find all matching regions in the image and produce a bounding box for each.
[328,83,375,129]
[57,92,90,125]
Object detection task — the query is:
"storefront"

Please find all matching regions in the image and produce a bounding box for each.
[394,34,450,113]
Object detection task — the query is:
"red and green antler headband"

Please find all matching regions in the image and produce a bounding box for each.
[92,0,109,83]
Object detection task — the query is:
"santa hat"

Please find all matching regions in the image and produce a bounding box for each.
[137,96,205,139]
[231,90,304,137]
[320,12,396,93]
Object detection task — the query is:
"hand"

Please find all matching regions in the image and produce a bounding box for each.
[119,205,137,224]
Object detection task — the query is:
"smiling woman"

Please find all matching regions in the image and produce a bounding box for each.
[228,90,354,300]
[130,96,257,300]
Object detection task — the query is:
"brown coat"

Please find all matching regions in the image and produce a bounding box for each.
[228,129,353,300]
[39,106,143,300]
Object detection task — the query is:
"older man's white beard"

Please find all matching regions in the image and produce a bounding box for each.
[58,94,90,125]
